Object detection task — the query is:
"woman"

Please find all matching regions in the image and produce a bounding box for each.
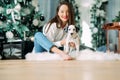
[34,1,75,60]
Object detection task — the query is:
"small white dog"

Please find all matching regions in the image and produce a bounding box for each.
[64,25,80,57]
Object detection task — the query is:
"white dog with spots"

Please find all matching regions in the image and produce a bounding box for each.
[64,25,80,57]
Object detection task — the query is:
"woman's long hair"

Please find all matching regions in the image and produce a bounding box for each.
[45,1,75,32]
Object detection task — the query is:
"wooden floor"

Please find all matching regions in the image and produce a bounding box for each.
[0,60,120,80]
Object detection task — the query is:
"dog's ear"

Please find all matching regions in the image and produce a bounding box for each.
[75,26,80,32]
[64,26,68,33]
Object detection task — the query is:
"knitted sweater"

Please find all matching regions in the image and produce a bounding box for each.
[43,22,68,47]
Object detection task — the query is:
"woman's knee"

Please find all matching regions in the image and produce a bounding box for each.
[34,32,43,38]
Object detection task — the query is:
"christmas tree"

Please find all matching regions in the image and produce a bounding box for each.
[0,0,45,40]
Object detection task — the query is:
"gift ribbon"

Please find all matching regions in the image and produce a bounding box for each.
[6,3,21,23]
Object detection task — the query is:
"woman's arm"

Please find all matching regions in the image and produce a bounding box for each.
[43,23,63,47]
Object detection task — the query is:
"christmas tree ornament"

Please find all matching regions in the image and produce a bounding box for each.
[31,0,38,8]
[33,19,39,26]
[6,31,14,39]
[0,14,6,21]
[4,0,11,4]
[22,8,31,15]
[21,16,27,24]
[40,15,45,21]
[93,27,98,34]
[28,17,33,23]
[11,29,18,37]
[0,7,4,13]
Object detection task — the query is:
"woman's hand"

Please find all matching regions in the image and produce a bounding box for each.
[60,39,66,46]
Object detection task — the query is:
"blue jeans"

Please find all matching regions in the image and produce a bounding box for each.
[34,32,55,53]
[96,45,107,52]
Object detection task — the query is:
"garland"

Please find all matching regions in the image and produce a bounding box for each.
[90,0,108,49]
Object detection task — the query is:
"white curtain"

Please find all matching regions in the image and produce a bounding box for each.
[38,0,59,23]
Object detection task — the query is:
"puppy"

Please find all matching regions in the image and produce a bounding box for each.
[64,25,80,57]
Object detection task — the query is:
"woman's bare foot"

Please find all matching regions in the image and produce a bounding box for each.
[50,46,73,60]
[59,52,73,60]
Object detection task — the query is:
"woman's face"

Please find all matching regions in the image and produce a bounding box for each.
[58,4,69,24]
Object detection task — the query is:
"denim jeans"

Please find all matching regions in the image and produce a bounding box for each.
[34,32,54,53]
[96,45,107,52]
